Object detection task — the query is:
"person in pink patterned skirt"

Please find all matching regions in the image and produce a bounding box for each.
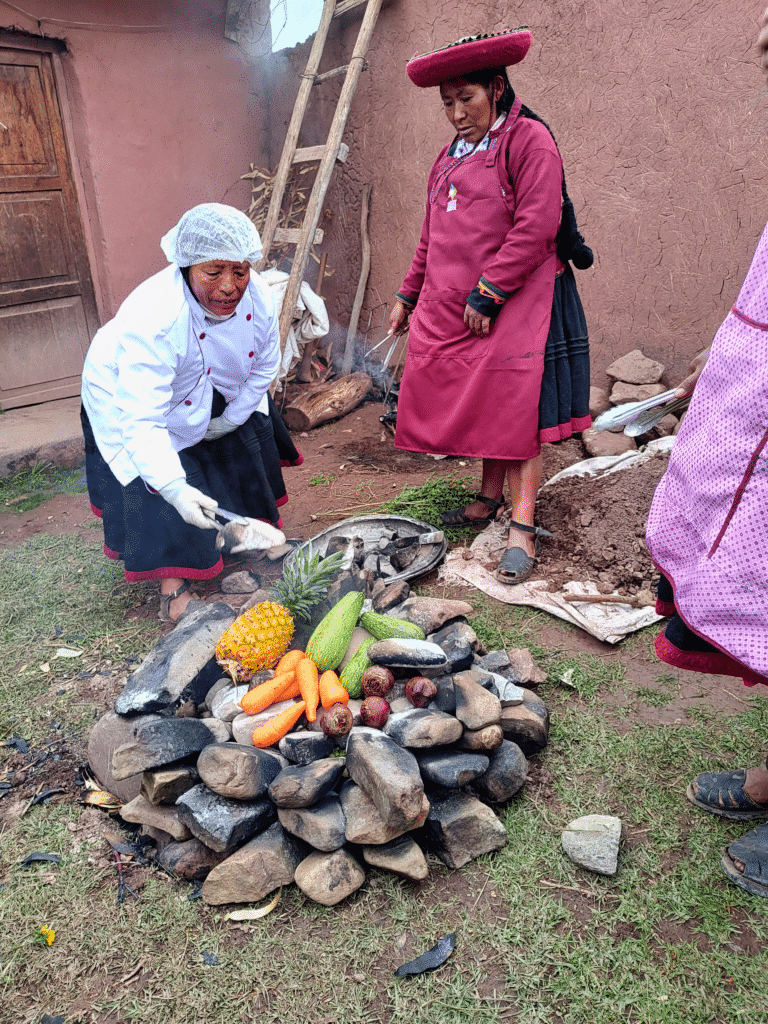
[644,6,768,898]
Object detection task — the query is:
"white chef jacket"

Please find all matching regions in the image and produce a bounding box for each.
[81,265,280,492]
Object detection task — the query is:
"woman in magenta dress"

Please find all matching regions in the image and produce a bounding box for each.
[389,29,592,584]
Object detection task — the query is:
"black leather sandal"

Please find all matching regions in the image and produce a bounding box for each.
[495,521,554,585]
[159,581,203,624]
[687,769,768,821]
[440,495,504,528]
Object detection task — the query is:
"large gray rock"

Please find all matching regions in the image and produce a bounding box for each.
[114,602,236,714]
[384,708,463,749]
[196,742,282,800]
[362,835,429,882]
[156,838,227,881]
[416,750,489,789]
[452,672,502,730]
[419,792,507,869]
[201,822,308,904]
[340,780,421,845]
[111,718,222,781]
[372,578,410,612]
[120,793,192,841]
[428,621,480,672]
[471,740,528,803]
[88,710,160,802]
[277,795,346,852]
[561,815,622,876]
[268,758,346,808]
[388,597,473,634]
[506,649,547,685]
[609,380,666,405]
[175,784,275,854]
[345,728,428,834]
[294,848,365,906]
[500,689,549,757]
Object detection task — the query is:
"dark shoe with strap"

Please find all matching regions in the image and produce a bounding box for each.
[495,521,554,586]
[721,823,768,898]
[159,581,204,624]
[687,769,768,821]
[440,494,504,528]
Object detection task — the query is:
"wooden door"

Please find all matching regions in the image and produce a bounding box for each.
[0,43,98,409]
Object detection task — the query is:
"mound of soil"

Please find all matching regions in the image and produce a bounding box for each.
[536,451,669,595]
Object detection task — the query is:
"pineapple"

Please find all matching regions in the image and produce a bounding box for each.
[216,601,294,683]
[268,543,345,621]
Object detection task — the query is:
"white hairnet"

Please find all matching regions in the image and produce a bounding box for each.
[160,203,263,266]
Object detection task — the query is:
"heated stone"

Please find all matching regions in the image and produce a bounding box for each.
[388,597,473,634]
[278,795,346,852]
[499,689,549,757]
[201,822,308,904]
[452,672,502,730]
[470,740,528,803]
[368,638,448,671]
[605,349,664,385]
[345,729,428,834]
[459,724,504,752]
[429,621,481,672]
[157,838,227,881]
[268,757,346,808]
[111,718,221,781]
[418,792,507,869]
[383,708,463,748]
[210,684,249,722]
[431,675,456,713]
[416,750,489,788]
[279,731,334,765]
[141,766,199,805]
[294,848,365,906]
[231,701,299,746]
[372,578,410,612]
[88,710,159,802]
[176,784,275,854]
[220,570,261,594]
[362,835,429,881]
[196,742,282,800]
[120,793,192,841]
[114,602,236,715]
[339,779,416,845]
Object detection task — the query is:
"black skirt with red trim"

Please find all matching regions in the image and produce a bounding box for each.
[81,393,303,582]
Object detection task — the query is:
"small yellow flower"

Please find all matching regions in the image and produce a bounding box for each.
[35,925,55,947]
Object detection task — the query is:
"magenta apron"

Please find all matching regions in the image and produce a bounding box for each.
[395,113,560,460]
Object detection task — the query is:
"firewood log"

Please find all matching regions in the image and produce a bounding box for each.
[281,372,373,431]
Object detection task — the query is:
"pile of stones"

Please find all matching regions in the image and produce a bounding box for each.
[88,592,549,907]
[584,348,682,458]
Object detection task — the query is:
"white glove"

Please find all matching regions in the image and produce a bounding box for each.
[159,480,218,530]
[204,414,239,441]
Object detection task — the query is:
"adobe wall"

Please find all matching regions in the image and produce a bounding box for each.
[1,1,272,318]
[271,0,768,384]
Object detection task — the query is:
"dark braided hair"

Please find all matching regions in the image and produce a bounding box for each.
[456,67,594,269]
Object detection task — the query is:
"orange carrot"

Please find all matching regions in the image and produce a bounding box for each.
[239,671,296,715]
[275,649,307,675]
[318,670,349,710]
[296,658,320,722]
[251,700,306,748]
[276,677,301,701]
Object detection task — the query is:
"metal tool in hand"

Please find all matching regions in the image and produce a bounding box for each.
[622,394,691,436]
[211,507,249,525]
[592,389,678,433]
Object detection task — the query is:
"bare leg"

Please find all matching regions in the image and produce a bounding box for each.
[160,577,194,621]
[505,453,543,557]
[460,458,508,521]
[742,765,768,805]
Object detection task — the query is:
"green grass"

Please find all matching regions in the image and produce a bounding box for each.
[310,473,337,486]
[3,505,768,1023]
[379,474,480,539]
[0,462,87,513]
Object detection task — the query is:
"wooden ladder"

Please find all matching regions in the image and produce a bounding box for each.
[256,0,384,352]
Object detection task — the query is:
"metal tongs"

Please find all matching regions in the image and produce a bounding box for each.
[593,388,690,436]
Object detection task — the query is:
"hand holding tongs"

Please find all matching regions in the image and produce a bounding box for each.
[593,388,690,436]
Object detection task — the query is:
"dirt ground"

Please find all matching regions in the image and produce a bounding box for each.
[0,397,749,725]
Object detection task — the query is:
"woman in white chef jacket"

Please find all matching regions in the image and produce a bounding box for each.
[81,203,303,623]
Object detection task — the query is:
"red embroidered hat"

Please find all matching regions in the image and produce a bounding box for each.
[406,28,532,88]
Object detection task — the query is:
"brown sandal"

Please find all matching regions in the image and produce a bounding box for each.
[159,581,201,624]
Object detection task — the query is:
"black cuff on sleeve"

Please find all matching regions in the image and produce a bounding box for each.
[396,291,418,308]
[466,286,504,319]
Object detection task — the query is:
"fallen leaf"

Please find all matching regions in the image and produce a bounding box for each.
[225,886,282,921]
[55,648,83,659]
